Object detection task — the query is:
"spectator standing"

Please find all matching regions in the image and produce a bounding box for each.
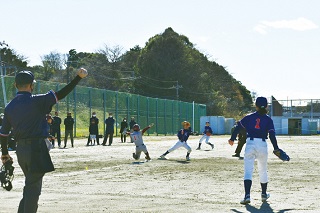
[120,117,128,143]
[51,111,62,148]
[64,112,74,148]
[87,112,99,146]
[102,113,115,146]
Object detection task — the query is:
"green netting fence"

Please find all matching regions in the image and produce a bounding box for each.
[0,76,206,137]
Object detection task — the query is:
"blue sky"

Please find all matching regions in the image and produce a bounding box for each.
[1,0,319,101]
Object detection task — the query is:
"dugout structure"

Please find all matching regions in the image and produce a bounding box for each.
[270,96,320,135]
[0,76,206,137]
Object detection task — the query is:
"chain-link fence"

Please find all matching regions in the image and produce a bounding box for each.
[0,76,206,137]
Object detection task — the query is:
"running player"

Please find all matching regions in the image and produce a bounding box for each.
[228,97,281,205]
[160,121,192,161]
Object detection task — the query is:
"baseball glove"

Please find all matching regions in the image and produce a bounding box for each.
[206,132,211,136]
[273,149,290,161]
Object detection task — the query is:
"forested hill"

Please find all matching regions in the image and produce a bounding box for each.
[134,28,253,117]
[1,28,253,118]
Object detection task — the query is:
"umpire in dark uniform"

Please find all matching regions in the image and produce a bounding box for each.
[51,111,62,148]
[102,112,115,146]
[0,68,88,213]
[87,112,99,146]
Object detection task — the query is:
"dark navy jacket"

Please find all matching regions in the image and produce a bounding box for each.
[0,91,57,140]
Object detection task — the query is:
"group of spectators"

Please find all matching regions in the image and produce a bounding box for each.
[86,113,137,146]
[46,111,75,148]
[44,111,138,148]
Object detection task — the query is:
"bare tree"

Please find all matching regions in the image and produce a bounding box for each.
[41,51,64,81]
[97,44,124,63]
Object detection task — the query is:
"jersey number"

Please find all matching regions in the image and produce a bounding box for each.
[255,118,261,129]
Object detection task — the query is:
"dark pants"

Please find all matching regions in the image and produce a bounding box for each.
[64,129,74,147]
[51,128,61,147]
[16,142,45,213]
[102,133,113,145]
[120,134,126,143]
[235,139,246,155]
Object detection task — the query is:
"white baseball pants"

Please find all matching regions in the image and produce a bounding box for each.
[168,141,192,153]
[243,138,268,183]
[199,135,211,144]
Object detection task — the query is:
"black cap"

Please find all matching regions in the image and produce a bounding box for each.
[15,71,36,85]
[255,97,268,108]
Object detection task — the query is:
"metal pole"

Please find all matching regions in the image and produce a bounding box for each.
[164,100,167,135]
[103,91,106,135]
[311,99,313,119]
[156,98,158,135]
[115,91,118,136]
[147,98,149,136]
[73,87,77,137]
[0,55,8,106]
[192,101,195,131]
[172,100,174,134]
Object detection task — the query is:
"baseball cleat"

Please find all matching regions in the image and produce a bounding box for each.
[240,195,250,205]
[132,153,139,160]
[159,155,166,159]
[196,147,200,150]
[261,193,270,202]
[186,156,190,161]
[210,144,214,149]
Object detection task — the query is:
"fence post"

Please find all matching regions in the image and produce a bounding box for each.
[137,95,140,125]
[164,99,167,135]
[156,98,158,135]
[89,88,92,117]
[147,97,149,136]
[73,87,77,137]
[103,90,106,135]
[172,100,174,134]
[55,84,60,112]
[126,96,130,122]
[115,91,118,136]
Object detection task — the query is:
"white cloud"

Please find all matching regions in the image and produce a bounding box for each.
[254,17,318,34]
[253,24,268,34]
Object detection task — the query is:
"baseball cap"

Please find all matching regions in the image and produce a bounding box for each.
[255,97,268,108]
[181,121,191,128]
[15,71,36,85]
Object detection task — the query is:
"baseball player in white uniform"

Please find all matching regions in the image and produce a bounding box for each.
[128,123,153,161]
[229,97,281,205]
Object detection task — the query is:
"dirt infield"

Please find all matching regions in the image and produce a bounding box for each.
[1,135,319,213]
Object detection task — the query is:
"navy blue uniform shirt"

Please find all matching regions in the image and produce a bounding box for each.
[178,128,191,142]
[0,90,57,140]
[230,111,279,150]
[203,126,213,134]
[237,111,275,140]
